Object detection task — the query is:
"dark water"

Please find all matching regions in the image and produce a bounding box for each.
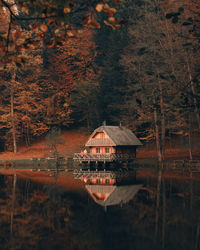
[0,169,199,250]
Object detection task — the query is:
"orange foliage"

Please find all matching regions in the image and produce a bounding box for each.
[0,0,121,67]
[49,28,96,90]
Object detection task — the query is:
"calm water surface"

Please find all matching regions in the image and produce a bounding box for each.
[0,168,199,250]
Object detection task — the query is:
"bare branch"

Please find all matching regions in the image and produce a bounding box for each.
[0,0,57,21]
[0,0,17,18]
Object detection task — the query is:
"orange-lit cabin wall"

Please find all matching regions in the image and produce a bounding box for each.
[89,146,115,154]
[84,178,115,185]
[89,146,136,155]
[93,132,108,138]
[87,131,137,156]
[92,193,107,201]
[88,131,115,154]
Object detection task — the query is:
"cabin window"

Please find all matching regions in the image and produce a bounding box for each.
[105,179,110,184]
[96,179,100,184]
[95,132,105,138]
[96,147,100,153]
[100,132,105,138]
[105,147,109,153]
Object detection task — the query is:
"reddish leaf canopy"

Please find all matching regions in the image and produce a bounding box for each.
[0,0,122,67]
[49,28,97,90]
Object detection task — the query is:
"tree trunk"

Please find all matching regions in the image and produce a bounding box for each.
[188,114,193,210]
[154,104,162,163]
[10,173,17,250]
[154,103,164,239]
[185,54,200,130]
[10,82,17,153]
[26,122,31,146]
[188,114,193,161]
[161,172,166,250]
[25,109,31,146]
[195,224,200,250]
[158,75,165,158]
[163,19,177,78]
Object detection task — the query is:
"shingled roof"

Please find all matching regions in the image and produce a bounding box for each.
[85,125,142,147]
[85,184,143,207]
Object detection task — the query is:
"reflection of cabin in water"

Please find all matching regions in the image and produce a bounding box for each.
[73,169,136,185]
[73,125,142,163]
[85,184,142,209]
[74,168,142,210]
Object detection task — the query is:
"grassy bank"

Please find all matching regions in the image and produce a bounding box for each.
[0,129,200,161]
[0,129,88,161]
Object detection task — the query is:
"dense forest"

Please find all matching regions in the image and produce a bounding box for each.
[0,0,200,155]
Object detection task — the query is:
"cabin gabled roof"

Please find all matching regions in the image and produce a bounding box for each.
[85,184,143,207]
[85,125,142,147]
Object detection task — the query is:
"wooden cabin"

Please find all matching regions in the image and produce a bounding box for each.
[74,125,142,163]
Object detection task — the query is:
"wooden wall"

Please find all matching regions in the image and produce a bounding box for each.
[115,146,136,156]
[94,132,108,138]
[90,146,115,154]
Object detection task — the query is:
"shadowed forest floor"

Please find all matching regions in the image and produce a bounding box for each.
[0,129,199,160]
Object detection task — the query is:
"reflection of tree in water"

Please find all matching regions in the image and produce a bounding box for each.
[161,179,200,250]
[0,175,102,250]
[0,174,199,250]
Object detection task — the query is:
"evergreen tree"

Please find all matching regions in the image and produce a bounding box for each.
[70,81,100,131]
[94,1,129,125]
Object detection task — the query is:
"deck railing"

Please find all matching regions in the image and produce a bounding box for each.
[73,153,135,162]
[73,169,132,179]
[74,170,116,179]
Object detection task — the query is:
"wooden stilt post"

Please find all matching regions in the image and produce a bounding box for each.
[95,161,98,170]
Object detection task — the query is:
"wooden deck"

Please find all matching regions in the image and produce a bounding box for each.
[73,153,135,162]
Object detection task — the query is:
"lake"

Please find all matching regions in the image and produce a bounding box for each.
[0,168,199,250]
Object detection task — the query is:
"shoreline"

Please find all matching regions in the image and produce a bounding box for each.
[0,168,200,182]
[0,146,200,161]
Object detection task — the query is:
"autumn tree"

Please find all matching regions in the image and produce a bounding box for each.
[120,0,200,150]
[161,0,200,161]
[0,67,20,152]
[50,28,96,84]
[120,0,200,239]
[46,27,99,130]
[0,56,49,150]
[164,0,200,133]
[0,0,123,151]
[0,0,122,66]
[120,0,169,156]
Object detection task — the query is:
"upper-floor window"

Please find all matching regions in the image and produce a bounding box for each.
[100,132,105,138]
[94,132,105,138]
[105,147,109,153]
[96,147,100,153]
